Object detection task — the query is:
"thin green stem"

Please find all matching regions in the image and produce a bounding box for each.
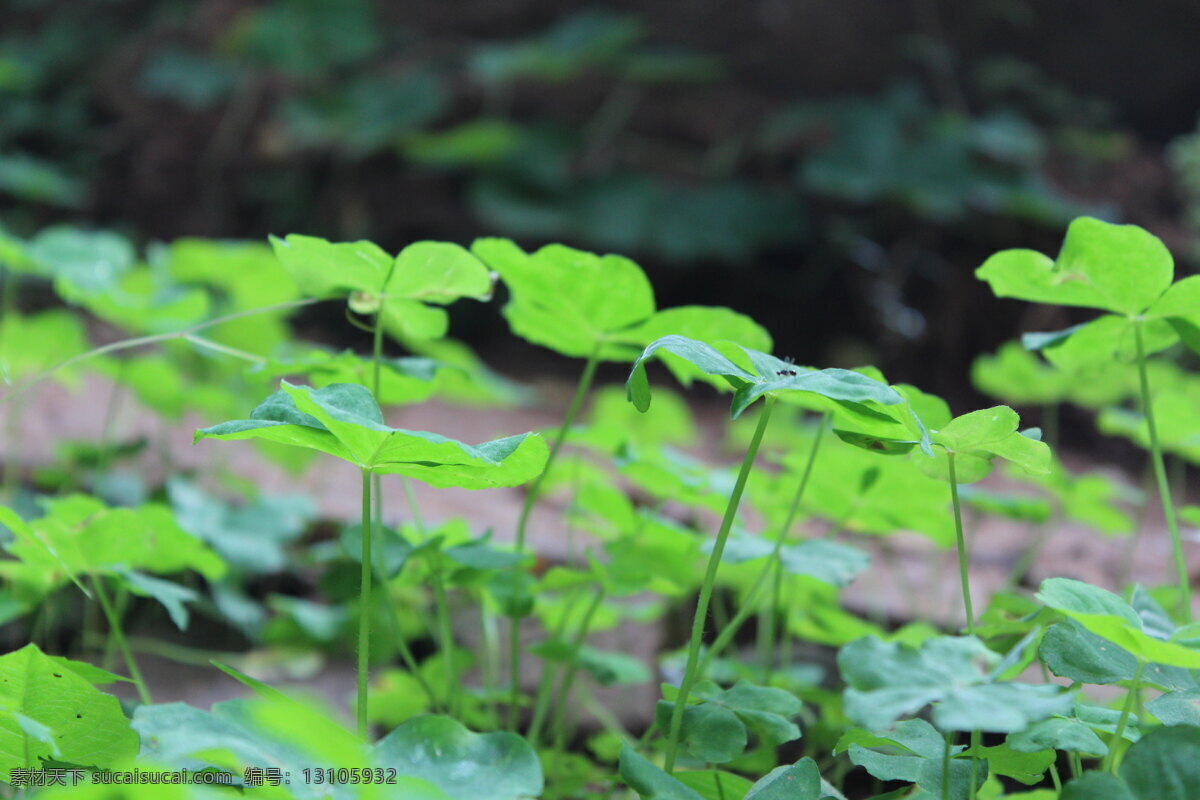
[508,343,602,729]
[1049,761,1062,794]
[92,576,151,705]
[1105,660,1145,774]
[550,586,607,755]
[969,729,981,800]
[526,591,584,747]
[947,453,974,634]
[357,469,373,739]
[1134,320,1191,621]
[663,398,776,774]
[430,550,459,718]
[2,297,321,403]
[372,308,386,398]
[942,734,952,800]
[697,416,826,676]
[181,333,266,364]
[948,453,980,797]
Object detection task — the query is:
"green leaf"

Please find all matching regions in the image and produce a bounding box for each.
[744,758,824,799]
[1008,716,1108,757]
[1119,725,1200,799]
[1146,690,1200,726]
[45,656,131,686]
[843,719,984,800]
[627,334,901,420]
[27,226,136,301]
[839,636,1073,733]
[530,640,650,686]
[1037,578,1200,668]
[168,478,314,575]
[1144,274,1200,320]
[653,701,747,763]
[195,382,549,488]
[616,305,773,389]
[618,744,705,800]
[0,310,90,387]
[5,495,226,590]
[135,696,412,798]
[116,570,198,631]
[0,644,138,780]
[916,407,1051,483]
[626,335,753,413]
[1040,619,1140,685]
[374,715,542,800]
[655,680,803,764]
[675,770,756,800]
[971,342,1071,406]
[976,742,1056,785]
[270,234,492,340]
[1060,773,1136,800]
[472,237,656,359]
[976,217,1174,316]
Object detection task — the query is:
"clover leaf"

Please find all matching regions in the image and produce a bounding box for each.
[270,234,494,340]
[1036,578,1200,668]
[839,635,1073,733]
[619,744,705,800]
[472,237,655,359]
[978,218,1200,369]
[1,495,226,611]
[0,644,138,781]
[976,217,1174,317]
[195,381,548,488]
[626,334,902,420]
[374,715,543,800]
[1060,726,1200,800]
[472,238,772,370]
[655,680,803,764]
[910,406,1051,483]
[836,719,984,800]
[1039,618,1196,690]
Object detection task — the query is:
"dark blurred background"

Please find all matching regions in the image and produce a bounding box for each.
[4,0,1200,402]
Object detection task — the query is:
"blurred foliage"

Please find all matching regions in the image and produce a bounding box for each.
[2,0,1199,395]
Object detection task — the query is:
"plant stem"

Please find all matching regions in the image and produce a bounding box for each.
[357,469,373,739]
[941,734,952,800]
[969,729,981,800]
[363,313,437,709]
[550,586,607,755]
[526,591,584,747]
[663,398,776,774]
[1105,660,1145,774]
[430,550,458,718]
[1134,320,1191,621]
[1049,760,1062,794]
[697,416,826,676]
[761,414,827,680]
[92,576,151,705]
[947,453,974,634]
[1042,402,1059,449]
[947,453,981,797]
[508,343,602,730]
[2,297,321,403]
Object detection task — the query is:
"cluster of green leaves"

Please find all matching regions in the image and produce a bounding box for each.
[3,212,1200,800]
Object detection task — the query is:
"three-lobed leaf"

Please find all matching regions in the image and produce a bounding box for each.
[195,381,549,488]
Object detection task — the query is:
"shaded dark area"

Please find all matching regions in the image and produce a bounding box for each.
[3,0,1200,403]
